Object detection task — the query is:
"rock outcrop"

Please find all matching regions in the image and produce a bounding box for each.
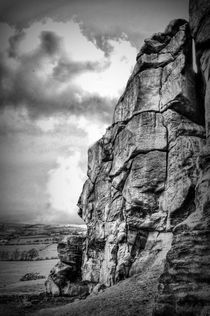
[78,16,206,304]
[153,2,210,315]
[45,235,89,298]
[190,0,210,145]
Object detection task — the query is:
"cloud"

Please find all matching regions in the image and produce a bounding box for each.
[46,151,85,223]
[7,30,25,58]
[0,1,188,48]
[0,17,138,123]
[0,25,116,122]
[40,30,61,56]
[0,105,108,224]
[74,38,137,99]
[79,21,146,58]
[79,28,116,58]
[0,0,64,28]
[52,58,110,82]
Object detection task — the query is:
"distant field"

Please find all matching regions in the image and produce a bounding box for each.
[7,236,56,245]
[38,243,58,259]
[0,259,58,295]
[0,243,58,260]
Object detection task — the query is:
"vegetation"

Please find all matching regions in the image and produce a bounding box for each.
[0,248,39,261]
[20,272,45,281]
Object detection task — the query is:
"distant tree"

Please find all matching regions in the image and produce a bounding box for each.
[0,250,9,260]
[28,248,39,260]
[21,251,27,260]
[13,249,20,260]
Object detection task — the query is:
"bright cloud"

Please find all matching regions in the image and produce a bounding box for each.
[0,16,137,224]
[17,18,104,62]
[67,115,108,146]
[74,38,137,98]
[36,116,60,132]
[0,17,136,119]
[46,151,85,219]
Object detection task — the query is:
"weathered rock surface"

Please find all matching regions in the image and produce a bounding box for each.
[57,235,84,269]
[113,19,201,125]
[190,0,210,143]
[45,235,88,297]
[77,17,207,313]
[153,2,210,315]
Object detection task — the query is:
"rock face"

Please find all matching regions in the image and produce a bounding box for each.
[78,16,207,310]
[153,2,210,315]
[190,0,210,145]
[45,235,89,297]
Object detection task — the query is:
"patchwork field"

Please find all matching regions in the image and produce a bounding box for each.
[0,259,58,295]
[0,243,58,261]
[0,223,86,299]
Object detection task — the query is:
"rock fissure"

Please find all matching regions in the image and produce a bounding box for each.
[111,109,161,129]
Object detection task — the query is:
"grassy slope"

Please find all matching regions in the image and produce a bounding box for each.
[31,265,161,316]
[0,260,58,295]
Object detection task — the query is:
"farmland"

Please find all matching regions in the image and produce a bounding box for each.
[0,223,86,297]
[0,243,58,261]
[0,259,58,295]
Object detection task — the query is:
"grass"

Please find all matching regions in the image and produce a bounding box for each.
[31,263,163,316]
[0,259,58,295]
[0,243,58,261]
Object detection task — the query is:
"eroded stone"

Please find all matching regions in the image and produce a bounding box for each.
[111,112,167,176]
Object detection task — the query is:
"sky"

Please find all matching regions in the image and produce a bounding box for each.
[0,0,188,225]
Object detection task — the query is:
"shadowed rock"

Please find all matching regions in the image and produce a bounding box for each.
[45,235,88,297]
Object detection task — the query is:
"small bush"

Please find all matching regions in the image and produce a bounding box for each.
[20,272,45,281]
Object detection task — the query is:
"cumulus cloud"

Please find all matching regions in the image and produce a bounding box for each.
[40,30,61,55]
[0,105,108,224]
[0,24,117,122]
[7,30,25,58]
[52,59,110,82]
[46,151,85,223]
[79,23,144,58]
[0,0,188,50]
[0,14,139,224]
[0,17,138,123]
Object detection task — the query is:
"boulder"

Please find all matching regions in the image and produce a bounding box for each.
[57,235,84,271]
[45,235,85,297]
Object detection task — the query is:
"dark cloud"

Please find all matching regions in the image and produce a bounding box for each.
[0,30,115,123]
[40,31,61,56]
[0,0,188,53]
[7,31,25,58]
[0,0,188,28]
[80,25,146,58]
[0,0,189,122]
[93,34,114,57]
[7,30,61,60]
[52,59,110,82]
[0,0,67,29]
[0,62,115,123]
[80,30,115,57]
